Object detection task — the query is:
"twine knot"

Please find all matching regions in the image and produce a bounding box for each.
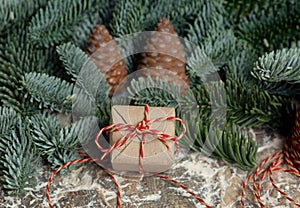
[135,105,150,134]
[136,119,150,133]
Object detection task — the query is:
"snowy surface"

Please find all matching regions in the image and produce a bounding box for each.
[1,128,300,207]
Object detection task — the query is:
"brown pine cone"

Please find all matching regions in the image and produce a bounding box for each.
[288,106,300,171]
[138,18,189,87]
[86,25,127,96]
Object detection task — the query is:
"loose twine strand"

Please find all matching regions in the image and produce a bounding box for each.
[241,106,300,207]
[46,105,211,208]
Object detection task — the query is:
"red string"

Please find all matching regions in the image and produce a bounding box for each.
[155,173,212,208]
[46,105,211,207]
[241,106,300,207]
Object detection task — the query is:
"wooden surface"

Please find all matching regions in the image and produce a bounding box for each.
[1,128,300,208]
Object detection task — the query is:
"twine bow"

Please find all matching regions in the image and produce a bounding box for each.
[95,104,186,174]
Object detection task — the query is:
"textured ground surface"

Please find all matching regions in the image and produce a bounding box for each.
[1,128,300,208]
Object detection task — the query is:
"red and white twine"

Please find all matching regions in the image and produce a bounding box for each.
[46,105,211,208]
[241,106,300,207]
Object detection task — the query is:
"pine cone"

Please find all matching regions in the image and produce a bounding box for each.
[289,106,300,171]
[138,18,189,87]
[86,25,127,96]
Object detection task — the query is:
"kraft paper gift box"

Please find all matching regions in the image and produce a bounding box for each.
[110,105,176,173]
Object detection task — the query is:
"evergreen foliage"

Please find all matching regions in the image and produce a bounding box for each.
[183,116,257,171]
[221,0,271,24]
[56,43,90,80]
[28,0,110,47]
[1,126,40,194]
[0,0,48,33]
[23,72,73,112]
[186,48,220,82]
[237,0,300,54]
[225,78,291,128]
[0,0,299,195]
[186,10,239,69]
[225,46,258,82]
[0,27,58,113]
[0,107,40,194]
[29,113,89,169]
[56,42,110,107]
[110,0,224,37]
[126,76,183,107]
[0,107,19,139]
[251,48,300,96]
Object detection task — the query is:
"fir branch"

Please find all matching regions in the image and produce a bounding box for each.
[29,113,61,155]
[186,10,224,47]
[125,76,183,108]
[0,120,40,194]
[186,47,219,82]
[95,99,111,128]
[200,29,240,68]
[221,0,272,24]
[23,72,73,112]
[56,42,93,81]
[71,79,110,128]
[192,77,290,128]
[0,0,48,33]
[0,107,19,140]
[0,107,20,170]
[51,119,92,169]
[1,26,60,73]
[71,10,111,48]
[182,113,257,171]
[28,0,110,47]
[110,0,224,37]
[0,29,58,75]
[47,148,80,171]
[225,46,258,82]
[0,28,59,113]
[0,62,23,111]
[56,42,110,111]
[237,0,300,54]
[124,75,202,119]
[213,123,257,170]
[0,29,30,111]
[225,77,291,128]
[252,48,300,84]
[57,120,84,150]
[110,0,149,37]
[186,8,240,68]
[166,0,225,35]
[190,82,212,115]
[29,113,93,169]
[46,117,94,169]
[250,48,300,96]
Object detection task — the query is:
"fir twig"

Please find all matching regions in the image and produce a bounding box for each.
[23,72,73,112]
[28,0,110,47]
[251,48,300,96]
[0,119,40,194]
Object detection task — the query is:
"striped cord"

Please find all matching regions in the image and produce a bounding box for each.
[241,106,300,207]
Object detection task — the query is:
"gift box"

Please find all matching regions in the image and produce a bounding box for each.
[110,105,176,173]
